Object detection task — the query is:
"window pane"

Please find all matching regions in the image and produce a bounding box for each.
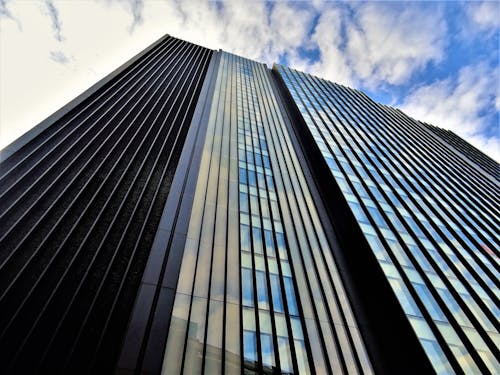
[242,268,254,307]
[264,230,275,257]
[284,277,298,316]
[253,227,263,254]
[276,232,287,259]
[239,168,247,184]
[240,192,249,213]
[243,330,258,363]
[241,224,251,252]
[295,339,310,375]
[270,274,284,313]
[256,271,269,309]
[420,339,454,375]
[278,336,293,373]
[261,333,275,368]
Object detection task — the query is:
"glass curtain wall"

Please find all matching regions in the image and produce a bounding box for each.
[161,52,374,375]
[275,65,499,375]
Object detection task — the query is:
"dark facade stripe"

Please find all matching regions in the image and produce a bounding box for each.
[0,36,212,373]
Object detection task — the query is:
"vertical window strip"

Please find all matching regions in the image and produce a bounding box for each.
[260,65,374,374]
[161,50,228,375]
[299,69,499,335]
[257,64,374,375]
[331,82,499,270]
[235,56,311,374]
[313,75,500,311]
[278,66,458,374]
[292,67,496,374]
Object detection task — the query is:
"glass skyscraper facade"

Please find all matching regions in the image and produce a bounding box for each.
[0,35,497,374]
[274,65,499,374]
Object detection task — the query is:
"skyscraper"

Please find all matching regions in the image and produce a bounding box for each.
[0,35,498,374]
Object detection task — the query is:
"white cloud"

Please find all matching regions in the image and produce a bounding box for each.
[0,0,497,163]
[345,3,446,86]
[288,2,447,89]
[466,1,500,31]
[0,0,150,149]
[308,7,354,86]
[400,63,500,161]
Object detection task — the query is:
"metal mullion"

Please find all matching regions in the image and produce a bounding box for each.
[255,64,328,375]
[301,73,492,373]
[320,80,500,320]
[308,73,498,372]
[364,101,500,250]
[63,46,208,367]
[6,43,203,367]
[342,85,498,203]
[341,83,497,201]
[278,67,346,375]
[0,39,194,310]
[235,60,249,374]
[0,36,175,182]
[266,67,343,374]
[0,42,195,348]
[0,37,182,211]
[420,123,498,178]
[266,67,369,374]
[0,38,188,248]
[134,49,219,375]
[306,72,498,284]
[383,106,500,250]
[392,106,499,193]
[310,73,500,312]
[248,64,282,374]
[346,88,499,231]
[224,52,241,375]
[389,104,499,199]
[95,48,212,340]
[315,76,500,295]
[256,64,318,375]
[222,52,235,374]
[334,84,500,296]
[180,49,229,375]
[174,49,227,375]
[237,59,263,373]
[309,73,497,320]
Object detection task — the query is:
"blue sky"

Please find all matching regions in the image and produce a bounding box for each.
[1,0,499,160]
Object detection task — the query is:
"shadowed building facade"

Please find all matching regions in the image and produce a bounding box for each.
[0,35,498,374]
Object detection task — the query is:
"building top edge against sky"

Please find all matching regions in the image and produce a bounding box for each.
[0,34,498,375]
[2,1,499,164]
[2,33,499,179]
